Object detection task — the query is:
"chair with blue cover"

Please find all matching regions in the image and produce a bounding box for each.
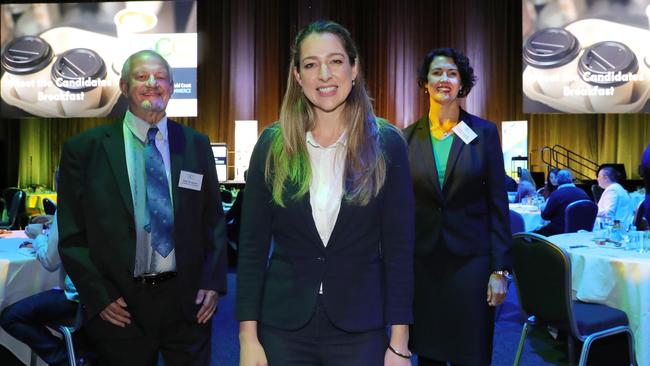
[564,199,598,233]
[509,209,526,234]
[0,190,25,230]
[512,233,636,366]
[43,197,57,215]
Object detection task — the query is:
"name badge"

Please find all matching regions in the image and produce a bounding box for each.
[178,170,203,191]
[452,121,478,144]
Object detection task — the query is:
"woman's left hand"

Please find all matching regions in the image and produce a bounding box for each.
[384,349,412,366]
[487,273,508,306]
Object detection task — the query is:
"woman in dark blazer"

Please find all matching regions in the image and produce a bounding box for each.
[403,48,511,366]
[236,20,415,366]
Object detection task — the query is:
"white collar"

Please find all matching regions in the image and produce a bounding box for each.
[306,130,348,148]
[123,110,168,143]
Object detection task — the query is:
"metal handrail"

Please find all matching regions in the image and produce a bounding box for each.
[540,145,599,180]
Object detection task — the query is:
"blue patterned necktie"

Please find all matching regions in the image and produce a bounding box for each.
[145,127,174,257]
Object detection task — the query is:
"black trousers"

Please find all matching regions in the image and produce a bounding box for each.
[259,296,388,366]
[85,277,211,366]
[418,356,469,366]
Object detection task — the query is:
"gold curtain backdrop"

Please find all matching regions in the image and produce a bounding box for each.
[8,0,650,189]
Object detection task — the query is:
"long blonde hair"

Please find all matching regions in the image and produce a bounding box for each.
[265,20,386,207]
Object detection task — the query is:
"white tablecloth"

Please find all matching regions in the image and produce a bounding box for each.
[0,231,59,365]
[509,203,548,232]
[548,232,650,366]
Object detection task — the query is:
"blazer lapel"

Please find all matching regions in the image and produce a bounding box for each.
[102,122,134,219]
[167,120,185,215]
[413,116,443,198]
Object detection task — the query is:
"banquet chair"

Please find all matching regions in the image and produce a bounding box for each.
[512,233,636,366]
[43,197,57,215]
[564,200,598,233]
[30,303,85,366]
[2,187,28,228]
[0,190,25,230]
[509,209,526,234]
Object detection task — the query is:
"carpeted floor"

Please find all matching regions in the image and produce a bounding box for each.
[1,271,629,365]
[211,272,573,366]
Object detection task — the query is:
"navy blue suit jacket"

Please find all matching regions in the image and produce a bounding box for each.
[236,123,415,332]
[540,185,590,235]
[403,109,511,270]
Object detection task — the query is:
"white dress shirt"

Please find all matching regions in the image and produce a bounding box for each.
[123,110,176,275]
[597,182,633,225]
[32,214,78,301]
[306,131,346,247]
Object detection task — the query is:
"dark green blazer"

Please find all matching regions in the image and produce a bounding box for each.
[57,120,227,324]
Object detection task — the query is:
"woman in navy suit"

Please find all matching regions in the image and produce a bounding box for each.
[403,48,511,366]
[237,20,415,366]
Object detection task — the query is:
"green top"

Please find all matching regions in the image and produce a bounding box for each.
[430,133,454,188]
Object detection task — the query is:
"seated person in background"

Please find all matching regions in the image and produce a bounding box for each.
[541,167,560,199]
[516,169,537,203]
[596,166,633,225]
[535,169,589,236]
[0,214,90,366]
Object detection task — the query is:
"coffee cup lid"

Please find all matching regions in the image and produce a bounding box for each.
[1,36,53,75]
[51,48,107,92]
[523,28,580,69]
[578,41,638,87]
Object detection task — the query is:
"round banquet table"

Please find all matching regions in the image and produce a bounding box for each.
[548,232,650,366]
[0,230,59,366]
[509,203,548,232]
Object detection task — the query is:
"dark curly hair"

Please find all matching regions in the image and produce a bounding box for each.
[417,48,476,98]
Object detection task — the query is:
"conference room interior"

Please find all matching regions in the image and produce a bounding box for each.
[1,0,650,365]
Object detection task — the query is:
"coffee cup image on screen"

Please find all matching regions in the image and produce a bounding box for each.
[49,48,108,116]
[523,28,581,99]
[1,37,115,118]
[1,36,55,104]
[0,1,198,118]
[522,22,650,113]
[576,42,639,113]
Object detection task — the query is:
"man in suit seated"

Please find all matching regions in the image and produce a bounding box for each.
[57,50,227,365]
[535,169,589,236]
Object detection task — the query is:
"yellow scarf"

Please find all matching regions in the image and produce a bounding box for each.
[428,103,458,140]
[429,118,457,140]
